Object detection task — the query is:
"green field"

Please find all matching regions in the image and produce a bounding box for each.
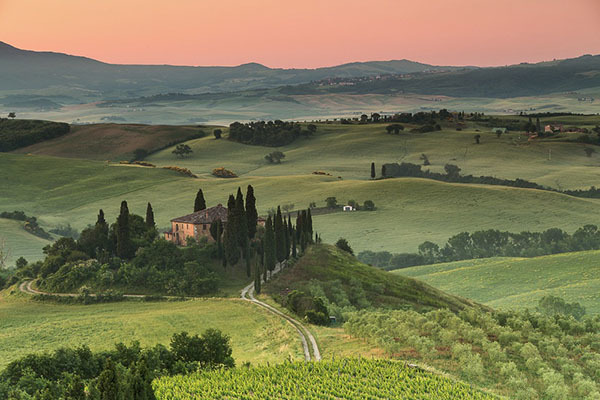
[0,292,303,370]
[0,219,51,265]
[398,250,600,313]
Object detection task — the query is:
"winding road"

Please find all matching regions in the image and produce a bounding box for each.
[19,263,321,362]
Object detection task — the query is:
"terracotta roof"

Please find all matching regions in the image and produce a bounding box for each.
[171,204,228,224]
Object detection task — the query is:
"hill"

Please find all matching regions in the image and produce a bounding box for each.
[263,245,483,314]
[12,123,207,161]
[397,250,600,313]
[153,358,498,400]
[0,292,303,370]
[0,41,457,103]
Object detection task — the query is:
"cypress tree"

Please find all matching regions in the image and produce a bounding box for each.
[264,216,276,278]
[371,162,375,179]
[295,212,302,242]
[275,206,286,263]
[131,359,155,400]
[96,359,121,400]
[224,195,240,266]
[536,117,542,133]
[194,188,206,212]
[381,164,387,177]
[145,202,155,230]
[245,185,258,239]
[284,216,290,260]
[307,208,313,238]
[116,201,131,259]
[235,188,248,248]
[253,254,261,294]
[292,225,297,258]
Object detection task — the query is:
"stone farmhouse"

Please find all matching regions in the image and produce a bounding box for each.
[164,204,265,246]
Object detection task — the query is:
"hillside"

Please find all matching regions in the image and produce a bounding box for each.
[12,123,207,161]
[0,41,456,102]
[0,293,303,370]
[263,245,482,314]
[398,250,600,313]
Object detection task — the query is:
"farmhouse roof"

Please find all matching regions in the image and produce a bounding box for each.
[171,204,228,224]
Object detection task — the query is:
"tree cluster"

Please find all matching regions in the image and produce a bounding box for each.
[228,120,315,147]
[0,119,70,152]
[0,210,52,240]
[359,224,600,270]
[0,329,233,399]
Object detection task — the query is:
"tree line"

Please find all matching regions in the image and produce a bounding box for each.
[0,119,70,152]
[378,161,600,199]
[0,329,233,399]
[228,120,316,147]
[359,224,600,270]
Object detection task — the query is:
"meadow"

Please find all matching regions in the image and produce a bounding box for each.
[4,116,600,263]
[0,291,303,370]
[398,250,600,313]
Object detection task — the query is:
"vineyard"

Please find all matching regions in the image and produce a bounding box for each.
[153,358,497,399]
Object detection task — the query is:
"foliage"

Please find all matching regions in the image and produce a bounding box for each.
[162,166,198,178]
[345,305,600,399]
[153,358,497,399]
[0,119,70,152]
[211,167,237,178]
[172,144,193,158]
[0,329,234,399]
[264,150,286,164]
[363,224,600,270]
[537,295,586,320]
[335,238,354,255]
[0,210,52,240]
[228,120,311,147]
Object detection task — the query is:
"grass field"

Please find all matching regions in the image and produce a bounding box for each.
[0,291,303,370]
[13,123,209,161]
[0,219,51,265]
[397,250,600,314]
[3,148,600,263]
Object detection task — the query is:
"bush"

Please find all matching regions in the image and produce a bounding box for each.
[211,167,237,178]
[163,166,198,178]
[335,238,354,255]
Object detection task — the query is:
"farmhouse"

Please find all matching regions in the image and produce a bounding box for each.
[343,205,355,211]
[164,204,266,246]
[164,204,228,245]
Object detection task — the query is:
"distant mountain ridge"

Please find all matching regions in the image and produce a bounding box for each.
[0,41,463,101]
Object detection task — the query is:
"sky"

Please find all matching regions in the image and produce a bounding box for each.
[1,0,599,68]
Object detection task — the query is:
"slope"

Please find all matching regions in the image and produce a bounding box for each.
[397,250,600,313]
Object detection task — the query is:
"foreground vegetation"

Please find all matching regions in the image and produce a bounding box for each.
[345,304,600,399]
[153,358,497,399]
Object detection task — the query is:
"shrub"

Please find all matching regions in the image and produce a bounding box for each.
[163,166,198,178]
[335,238,354,255]
[211,167,237,178]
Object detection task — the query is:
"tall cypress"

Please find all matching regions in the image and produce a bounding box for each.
[292,225,297,258]
[264,216,276,278]
[245,185,258,239]
[116,201,131,259]
[96,359,121,400]
[284,216,290,260]
[253,253,261,294]
[145,202,155,230]
[224,195,239,266]
[307,208,313,238]
[194,188,207,212]
[275,206,286,263]
[235,188,248,248]
[371,162,375,179]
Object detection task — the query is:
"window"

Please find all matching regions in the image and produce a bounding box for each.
[203,224,207,231]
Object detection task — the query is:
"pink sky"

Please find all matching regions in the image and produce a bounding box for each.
[1,0,599,68]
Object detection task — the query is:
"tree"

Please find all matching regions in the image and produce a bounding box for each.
[264,216,276,278]
[419,154,430,165]
[132,148,149,161]
[235,188,248,249]
[363,200,375,211]
[246,185,258,239]
[15,256,27,269]
[370,162,375,179]
[325,197,338,209]
[307,124,317,135]
[265,151,286,164]
[474,134,481,144]
[96,359,121,400]
[7,112,15,119]
[116,201,132,259]
[360,114,368,123]
[210,219,224,260]
[381,164,387,177]
[536,117,542,133]
[253,255,261,294]
[335,238,354,255]
[213,129,222,139]
[584,147,595,157]
[194,188,207,212]
[224,195,239,267]
[172,144,193,158]
[371,112,381,122]
[444,164,461,179]
[145,203,155,230]
[275,206,286,263]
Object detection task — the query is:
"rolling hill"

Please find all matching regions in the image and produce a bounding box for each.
[398,250,600,313]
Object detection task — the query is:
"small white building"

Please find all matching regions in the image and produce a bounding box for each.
[343,205,355,211]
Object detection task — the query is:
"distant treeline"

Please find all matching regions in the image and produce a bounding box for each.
[0,210,52,240]
[228,120,316,146]
[359,224,600,270]
[381,162,600,199]
[0,119,70,151]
